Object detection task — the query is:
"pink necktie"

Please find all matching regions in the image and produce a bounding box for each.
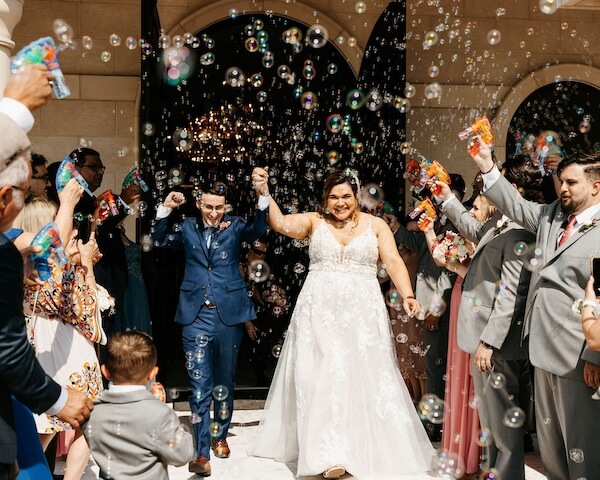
[558,215,576,247]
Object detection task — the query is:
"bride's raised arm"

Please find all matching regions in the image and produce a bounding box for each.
[252,166,313,240]
[267,196,313,240]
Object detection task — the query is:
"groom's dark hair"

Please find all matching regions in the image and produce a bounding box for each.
[202,180,228,198]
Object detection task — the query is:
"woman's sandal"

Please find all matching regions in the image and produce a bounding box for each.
[322,465,346,479]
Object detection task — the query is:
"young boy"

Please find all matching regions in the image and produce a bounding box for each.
[84,331,195,479]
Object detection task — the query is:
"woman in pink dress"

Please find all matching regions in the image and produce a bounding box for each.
[422,195,497,477]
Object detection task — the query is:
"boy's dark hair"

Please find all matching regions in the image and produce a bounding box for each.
[105,331,157,384]
[449,173,466,199]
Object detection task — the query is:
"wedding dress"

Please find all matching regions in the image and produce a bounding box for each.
[252,220,436,479]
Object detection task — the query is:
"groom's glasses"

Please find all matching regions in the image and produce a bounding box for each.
[200,204,226,213]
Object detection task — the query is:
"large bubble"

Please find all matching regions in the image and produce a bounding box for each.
[306,25,329,48]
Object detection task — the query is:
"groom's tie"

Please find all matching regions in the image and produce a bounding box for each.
[204,226,216,248]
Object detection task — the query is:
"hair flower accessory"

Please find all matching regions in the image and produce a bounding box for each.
[218,220,231,231]
[581,219,598,234]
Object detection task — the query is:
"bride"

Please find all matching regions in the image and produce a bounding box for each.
[250,168,436,479]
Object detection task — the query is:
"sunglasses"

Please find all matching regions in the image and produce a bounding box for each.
[32,174,50,180]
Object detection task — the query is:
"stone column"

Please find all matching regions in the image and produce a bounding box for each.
[0,0,24,94]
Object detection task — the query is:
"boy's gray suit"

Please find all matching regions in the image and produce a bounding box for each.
[84,389,194,480]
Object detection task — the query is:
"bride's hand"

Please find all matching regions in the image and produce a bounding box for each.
[403,298,420,317]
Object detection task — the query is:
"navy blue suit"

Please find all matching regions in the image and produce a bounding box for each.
[153,208,267,458]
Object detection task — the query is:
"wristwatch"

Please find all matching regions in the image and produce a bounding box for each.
[481,341,493,350]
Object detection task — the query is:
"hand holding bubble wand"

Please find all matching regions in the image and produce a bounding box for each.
[532,133,563,176]
[122,167,149,193]
[459,115,494,155]
[29,221,68,281]
[10,36,70,99]
[55,157,94,198]
[409,197,437,231]
[97,190,120,217]
[417,156,451,196]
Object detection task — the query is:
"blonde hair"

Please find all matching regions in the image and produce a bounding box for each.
[473,194,497,222]
[13,197,57,233]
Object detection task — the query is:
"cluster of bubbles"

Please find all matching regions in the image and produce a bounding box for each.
[417,393,445,424]
[52,18,142,64]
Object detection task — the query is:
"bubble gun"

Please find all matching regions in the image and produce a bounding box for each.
[532,134,563,176]
[10,36,70,99]
[409,197,437,230]
[122,167,149,192]
[29,221,68,281]
[55,157,94,197]
[418,156,451,196]
[458,115,494,154]
[97,190,119,217]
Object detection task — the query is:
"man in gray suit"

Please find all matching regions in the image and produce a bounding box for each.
[436,155,542,480]
[469,137,600,480]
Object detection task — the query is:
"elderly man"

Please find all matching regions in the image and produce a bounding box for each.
[0,65,93,480]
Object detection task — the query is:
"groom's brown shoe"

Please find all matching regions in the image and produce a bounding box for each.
[189,456,211,476]
[211,439,230,458]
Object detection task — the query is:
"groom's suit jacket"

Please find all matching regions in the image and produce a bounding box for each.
[153,210,268,326]
[484,175,600,379]
[442,202,532,359]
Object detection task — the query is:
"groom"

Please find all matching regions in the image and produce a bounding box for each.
[152,170,269,477]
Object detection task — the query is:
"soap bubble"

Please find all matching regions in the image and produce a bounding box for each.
[355,1,367,14]
[423,31,438,47]
[212,385,229,401]
[428,65,440,78]
[539,0,559,14]
[404,84,416,98]
[245,37,259,52]
[224,67,246,87]
[346,89,366,109]
[248,260,270,282]
[503,406,526,428]
[487,29,502,45]
[82,36,94,50]
[109,34,121,47]
[100,51,112,62]
[306,25,329,48]
[300,91,318,110]
[326,114,344,133]
[53,19,74,44]
[125,37,137,50]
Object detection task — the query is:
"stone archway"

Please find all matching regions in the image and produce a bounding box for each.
[493,63,600,163]
[163,0,364,76]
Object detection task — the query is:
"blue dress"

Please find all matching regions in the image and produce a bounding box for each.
[115,243,152,335]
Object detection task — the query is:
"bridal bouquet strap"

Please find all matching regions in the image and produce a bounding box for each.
[431,230,474,264]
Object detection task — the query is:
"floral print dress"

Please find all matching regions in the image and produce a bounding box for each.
[23,263,108,433]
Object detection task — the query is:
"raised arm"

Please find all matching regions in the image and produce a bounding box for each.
[55,178,84,245]
[252,167,313,239]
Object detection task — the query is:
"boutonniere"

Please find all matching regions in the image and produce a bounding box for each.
[494,218,509,236]
[218,220,231,231]
[581,219,598,234]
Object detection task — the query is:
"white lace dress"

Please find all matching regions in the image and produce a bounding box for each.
[252,220,436,479]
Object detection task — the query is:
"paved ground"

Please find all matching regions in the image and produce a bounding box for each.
[56,401,547,480]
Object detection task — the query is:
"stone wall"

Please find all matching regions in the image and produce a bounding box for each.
[10,0,600,208]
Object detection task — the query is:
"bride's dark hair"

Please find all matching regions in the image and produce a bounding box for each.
[318,169,360,219]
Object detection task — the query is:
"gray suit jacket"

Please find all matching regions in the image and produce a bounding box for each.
[443,200,533,358]
[84,389,194,479]
[394,221,456,319]
[484,175,600,378]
